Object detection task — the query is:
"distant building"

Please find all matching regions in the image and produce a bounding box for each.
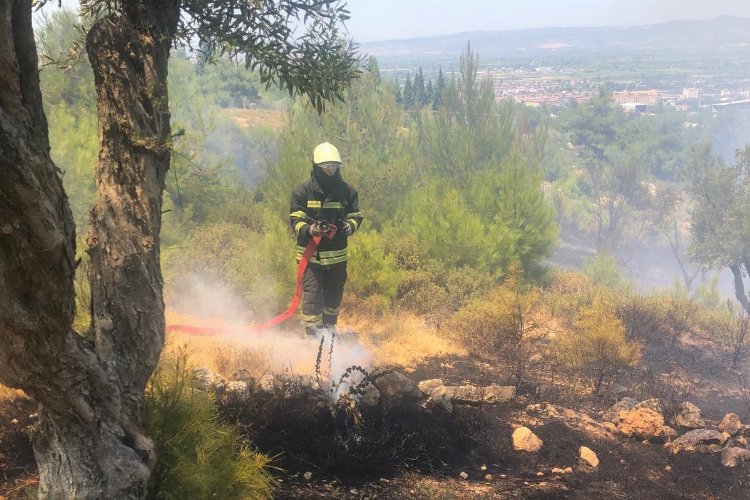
[612,90,661,106]
[682,88,701,100]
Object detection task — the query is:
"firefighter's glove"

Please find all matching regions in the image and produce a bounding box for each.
[308,224,323,237]
[342,222,353,236]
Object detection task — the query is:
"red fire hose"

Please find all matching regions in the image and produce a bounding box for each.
[166,234,324,336]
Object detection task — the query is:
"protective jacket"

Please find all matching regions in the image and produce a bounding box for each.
[289,170,363,267]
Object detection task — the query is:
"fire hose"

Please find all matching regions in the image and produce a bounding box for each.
[166,222,337,336]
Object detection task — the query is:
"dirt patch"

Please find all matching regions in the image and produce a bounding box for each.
[224,107,286,130]
[0,397,37,497]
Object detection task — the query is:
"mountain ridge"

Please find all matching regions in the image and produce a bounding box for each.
[361,16,750,58]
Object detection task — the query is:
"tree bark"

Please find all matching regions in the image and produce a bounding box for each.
[1,1,177,497]
[85,0,180,432]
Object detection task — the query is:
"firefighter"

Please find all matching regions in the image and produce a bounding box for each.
[289,142,363,335]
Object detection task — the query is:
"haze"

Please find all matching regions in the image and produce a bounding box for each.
[347,0,750,41]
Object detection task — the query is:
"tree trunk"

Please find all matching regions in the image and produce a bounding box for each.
[85,0,180,432]
[0,1,177,497]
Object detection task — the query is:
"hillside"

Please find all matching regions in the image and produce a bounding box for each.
[362,16,750,60]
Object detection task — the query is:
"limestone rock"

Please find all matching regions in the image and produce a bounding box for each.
[721,447,750,467]
[429,384,515,411]
[372,371,419,400]
[661,425,678,441]
[512,426,543,452]
[602,397,638,424]
[459,471,469,480]
[361,384,380,406]
[192,368,225,393]
[225,380,249,399]
[617,408,664,440]
[231,368,256,385]
[668,429,729,454]
[672,402,705,430]
[418,378,444,396]
[718,413,743,436]
[579,446,599,468]
[634,398,663,414]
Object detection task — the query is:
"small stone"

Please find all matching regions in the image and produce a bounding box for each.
[303,471,313,481]
[719,413,743,436]
[536,471,544,477]
[664,466,672,472]
[512,426,544,452]
[721,447,750,467]
[672,401,705,430]
[418,378,444,396]
[11,418,18,425]
[539,482,548,487]
[379,478,389,483]
[484,474,492,481]
[500,474,507,478]
[349,489,358,495]
[459,471,469,480]
[480,464,487,471]
[564,467,573,474]
[580,446,599,468]
[551,467,566,475]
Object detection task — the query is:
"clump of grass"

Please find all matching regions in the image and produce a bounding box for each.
[145,348,275,500]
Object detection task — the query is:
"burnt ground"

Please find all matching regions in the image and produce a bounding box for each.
[0,397,38,498]
[2,341,749,499]
[225,357,750,499]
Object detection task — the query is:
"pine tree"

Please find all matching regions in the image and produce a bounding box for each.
[434,67,445,109]
[368,55,381,85]
[426,79,435,107]
[415,66,427,107]
[403,73,414,109]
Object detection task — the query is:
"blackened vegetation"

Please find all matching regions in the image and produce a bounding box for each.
[219,340,497,477]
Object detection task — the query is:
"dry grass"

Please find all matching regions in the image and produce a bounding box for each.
[0,385,25,402]
[165,308,463,380]
[224,108,286,130]
[346,312,465,369]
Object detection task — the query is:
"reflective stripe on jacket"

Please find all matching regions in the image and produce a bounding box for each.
[289,175,363,267]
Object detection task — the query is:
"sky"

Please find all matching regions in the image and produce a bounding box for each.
[40,0,750,43]
[345,0,750,42]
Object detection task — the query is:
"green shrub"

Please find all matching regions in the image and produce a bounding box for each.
[347,230,402,303]
[544,270,598,324]
[145,351,275,500]
[556,292,641,394]
[582,252,623,289]
[444,280,546,385]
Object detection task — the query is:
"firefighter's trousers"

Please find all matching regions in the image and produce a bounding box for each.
[301,262,347,332]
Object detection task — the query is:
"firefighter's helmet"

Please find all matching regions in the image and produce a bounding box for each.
[313,142,342,166]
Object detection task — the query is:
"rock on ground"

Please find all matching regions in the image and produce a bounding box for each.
[429,384,515,411]
[721,447,750,467]
[617,408,665,440]
[225,380,249,399]
[372,371,419,400]
[672,402,705,430]
[418,379,444,396]
[512,426,543,452]
[718,413,742,436]
[668,429,729,454]
[602,397,638,424]
[579,446,599,468]
[192,368,225,392]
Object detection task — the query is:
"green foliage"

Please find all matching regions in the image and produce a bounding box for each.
[444,276,547,385]
[145,351,275,499]
[556,292,641,393]
[582,253,623,289]
[544,270,599,324]
[346,230,401,305]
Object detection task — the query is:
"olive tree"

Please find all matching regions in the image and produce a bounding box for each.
[0,0,359,497]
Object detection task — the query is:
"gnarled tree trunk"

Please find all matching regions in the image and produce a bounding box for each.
[0,1,178,497]
[85,0,180,440]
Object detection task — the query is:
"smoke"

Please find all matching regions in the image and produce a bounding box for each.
[165,273,372,380]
